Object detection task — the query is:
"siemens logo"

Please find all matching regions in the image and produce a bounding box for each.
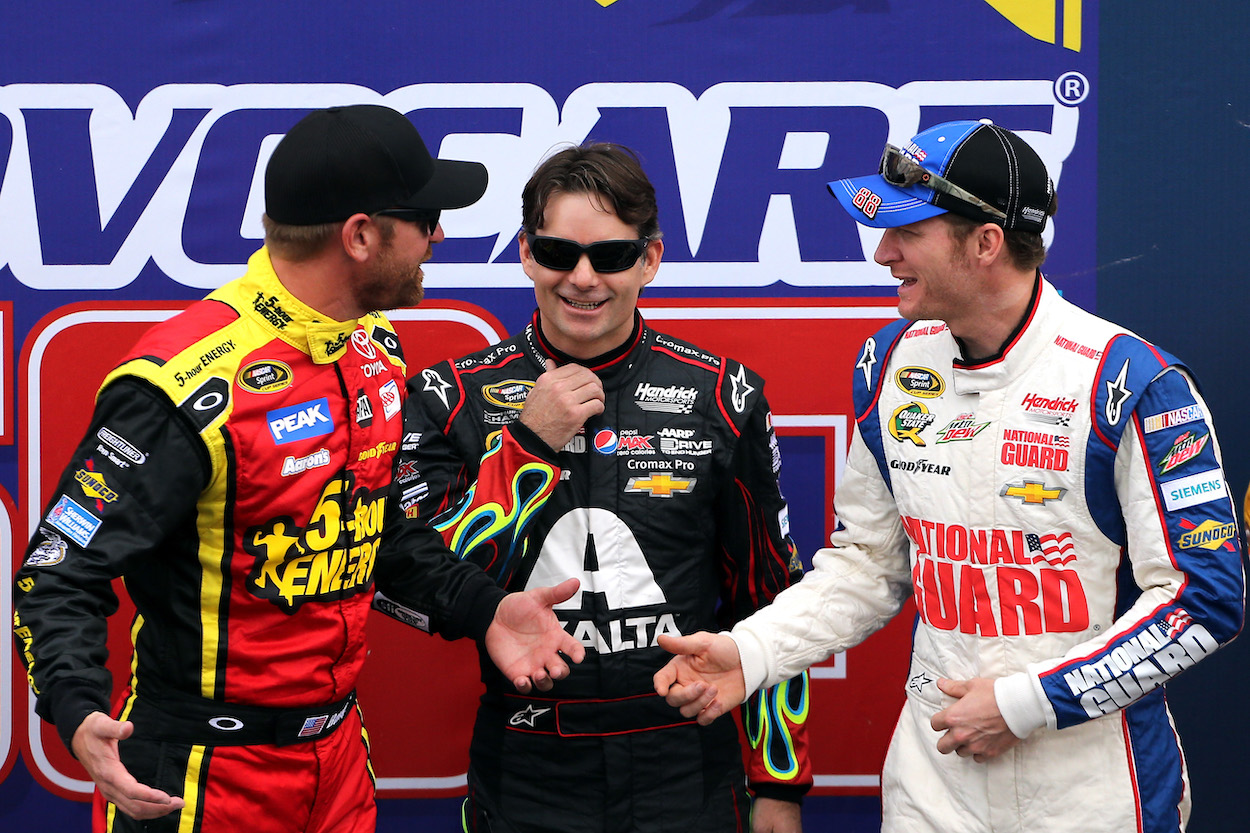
[1162,469,1228,512]
[0,80,1078,291]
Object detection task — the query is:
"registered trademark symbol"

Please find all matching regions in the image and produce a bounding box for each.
[1054,71,1089,106]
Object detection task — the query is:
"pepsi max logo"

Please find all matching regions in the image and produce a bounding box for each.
[594,429,619,455]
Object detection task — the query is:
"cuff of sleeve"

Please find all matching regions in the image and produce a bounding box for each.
[994,672,1048,739]
[749,782,810,803]
[728,629,768,701]
[450,569,508,642]
[45,683,111,756]
[506,420,561,461]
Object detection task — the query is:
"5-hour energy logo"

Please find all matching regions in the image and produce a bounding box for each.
[244,474,386,611]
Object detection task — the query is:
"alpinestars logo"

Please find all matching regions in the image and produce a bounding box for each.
[509,705,552,728]
[422,368,454,409]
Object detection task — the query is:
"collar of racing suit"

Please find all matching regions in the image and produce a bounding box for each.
[950,272,1066,397]
[224,247,371,365]
[528,309,647,388]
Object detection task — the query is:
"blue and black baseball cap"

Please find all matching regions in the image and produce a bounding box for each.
[829,120,1055,232]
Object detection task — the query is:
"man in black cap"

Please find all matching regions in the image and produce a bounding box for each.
[13,104,585,833]
[655,120,1245,832]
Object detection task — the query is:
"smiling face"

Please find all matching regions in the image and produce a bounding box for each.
[352,215,442,313]
[873,215,979,326]
[521,191,663,359]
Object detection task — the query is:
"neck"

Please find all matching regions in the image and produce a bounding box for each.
[269,250,362,322]
[535,312,641,368]
[950,271,1039,363]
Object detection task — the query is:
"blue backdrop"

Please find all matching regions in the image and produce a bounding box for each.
[0,1,1244,830]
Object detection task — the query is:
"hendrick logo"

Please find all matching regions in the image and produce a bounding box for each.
[635,382,698,414]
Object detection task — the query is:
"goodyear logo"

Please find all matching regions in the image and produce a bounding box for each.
[1176,519,1237,552]
[358,440,397,462]
[894,367,945,398]
[244,475,386,611]
[484,380,533,410]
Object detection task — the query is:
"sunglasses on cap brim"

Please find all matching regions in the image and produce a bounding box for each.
[527,235,649,273]
[879,144,1007,222]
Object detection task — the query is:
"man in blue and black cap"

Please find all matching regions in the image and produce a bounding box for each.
[655,120,1245,833]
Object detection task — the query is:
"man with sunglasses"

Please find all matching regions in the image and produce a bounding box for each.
[655,120,1244,833]
[397,143,811,832]
[14,104,586,833]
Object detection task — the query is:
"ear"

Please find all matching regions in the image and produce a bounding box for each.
[972,223,1006,266]
[640,238,663,288]
[518,230,538,283]
[340,213,376,264]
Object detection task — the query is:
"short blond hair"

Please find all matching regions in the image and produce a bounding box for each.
[262,214,341,262]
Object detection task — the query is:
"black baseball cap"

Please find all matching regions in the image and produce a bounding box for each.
[265,104,488,226]
[829,120,1055,232]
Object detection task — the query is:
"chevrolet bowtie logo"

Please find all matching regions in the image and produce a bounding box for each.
[625,472,697,498]
[1000,479,1067,505]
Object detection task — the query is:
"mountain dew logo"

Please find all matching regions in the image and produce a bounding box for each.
[983,0,1083,51]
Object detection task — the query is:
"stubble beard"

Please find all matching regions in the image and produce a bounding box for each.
[355,249,425,313]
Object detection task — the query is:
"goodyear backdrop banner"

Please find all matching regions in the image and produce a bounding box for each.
[0,0,1096,827]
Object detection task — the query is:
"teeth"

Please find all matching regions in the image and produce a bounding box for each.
[565,298,603,310]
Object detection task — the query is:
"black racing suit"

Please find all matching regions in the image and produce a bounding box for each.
[395,312,811,833]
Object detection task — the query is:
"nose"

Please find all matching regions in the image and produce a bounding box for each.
[566,254,600,288]
[874,228,899,267]
[430,222,446,243]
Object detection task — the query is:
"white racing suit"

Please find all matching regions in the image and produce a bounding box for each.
[731,277,1245,832]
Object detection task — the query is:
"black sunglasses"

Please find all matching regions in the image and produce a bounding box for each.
[374,208,441,235]
[527,235,649,273]
[878,144,1007,222]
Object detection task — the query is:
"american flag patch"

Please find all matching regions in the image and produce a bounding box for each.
[298,715,328,737]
